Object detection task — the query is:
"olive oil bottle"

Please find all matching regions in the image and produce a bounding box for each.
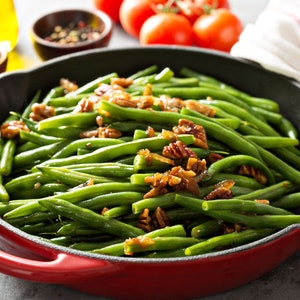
[0,0,18,51]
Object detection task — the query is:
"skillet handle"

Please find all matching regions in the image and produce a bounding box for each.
[0,222,116,283]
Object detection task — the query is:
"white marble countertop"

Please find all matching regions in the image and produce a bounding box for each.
[2,0,300,299]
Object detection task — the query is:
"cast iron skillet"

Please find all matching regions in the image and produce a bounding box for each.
[0,46,300,300]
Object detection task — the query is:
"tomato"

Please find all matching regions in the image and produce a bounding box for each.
[93,0,124,23]
[139,13,193,46]
[193,9,243,52]
[119,0,156,38]
[178,0,230,24]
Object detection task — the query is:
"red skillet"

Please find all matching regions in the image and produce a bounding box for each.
[0,47,300,299]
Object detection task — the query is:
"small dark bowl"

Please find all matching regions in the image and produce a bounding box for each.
[31,9,113,61]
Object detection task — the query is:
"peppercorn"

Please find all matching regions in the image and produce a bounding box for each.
[45,21,101,45]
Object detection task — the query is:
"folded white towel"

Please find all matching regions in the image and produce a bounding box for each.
[231,0,300,82]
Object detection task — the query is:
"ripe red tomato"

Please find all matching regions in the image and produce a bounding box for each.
[139,13,194,46]
[93,0,123,23]
[178,0,230,24]
[119,0,156,38]
[193,8,243,52]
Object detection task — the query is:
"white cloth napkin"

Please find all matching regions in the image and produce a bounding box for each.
[231,0,300,82]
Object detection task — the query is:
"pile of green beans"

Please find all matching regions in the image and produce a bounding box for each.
[1,65,300,258]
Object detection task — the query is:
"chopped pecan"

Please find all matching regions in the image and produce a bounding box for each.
[60,78,78,93]
[97,127,122,138]
[146,126,156,137]
[206,152,224,164]
[162,140,197,159]
[0,120,29,139]
[80,129,98,138]
[29,103,56,121]
[137,207,170,233]
[223,223,244,234]
[173,119,208,149]
[137,208,152,232]
[124,236,155,256]
[151,207,170,230]
[101,207,109,215]
[110,77,133,88]
[159,96,185,111]
[185,100,216,117]
[204,186,233,200]
[238,165,268,185]
[186,157,208,178]
[73,97,95,113]
[136,95,155,109]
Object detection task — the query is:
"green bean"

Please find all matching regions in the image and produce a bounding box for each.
[65,72,118,97]
[100,101,262,160]
[128,65,158,80]
[46,93,93,107]
[205,173,264,189]
[78,191,144,211]
[199,99,278,136]
[21,90,42,118]
[103,205,131,218]
[37,136,172,168]
[65,163,134,177]
[19,130,66,145]
[185,228,276,256]
[37,166,127,186]
[57,221,103,237]
[13,141,69,170]
[21,221,67,235]
[4,182,147,219]
[0,139,17,176]
[245,135,299,148]
[124,236,200,255]
[180,67,280,112]
[0,200,33,215]
[132,192,178,214]
[237,180,297,201]
[206,154,275,185]
[37,112,98,131]
[39,126,96,139]
[52,138,123,159]
[191,219,223,239]
[202,199,293,215]
[251,106,283,124]
[10,183,69,199]
[277,117,298,139]
[271,148,300,170]
[39,198,145,238]
[0,175,9,203]
[93,224,186,256]
[272,192,300,209]
[133,153,173,173]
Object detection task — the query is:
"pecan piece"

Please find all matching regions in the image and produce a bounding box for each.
[185,100,216,117]
[162,140,197,159]
[151,207,170,230]
[238,164,268,185]
[0,120,29,139]
[137,208,152,232]
[110,77,133,88]
[29,103,56,121]
[60,78,78,93]
[173,119,208,149]
[73,97,95,113]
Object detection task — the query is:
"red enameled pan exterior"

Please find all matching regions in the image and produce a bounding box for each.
[1,47,300,299]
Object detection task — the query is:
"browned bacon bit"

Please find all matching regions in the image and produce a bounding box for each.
[137,208,152,232]
[173,119,208,149]
[110,77,133,88]
[29,103,56,121]
[162,140,197,159]
[0,120,29,139]
[185,100,216,117]
[124,236,155,256]
[238,164,268,185]
[137,207,170,232]
[73,97,95,113]
[146,126,156,137]
[60,78,78,94]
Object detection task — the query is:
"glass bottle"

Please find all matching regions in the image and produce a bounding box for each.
[0,0,19,51]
